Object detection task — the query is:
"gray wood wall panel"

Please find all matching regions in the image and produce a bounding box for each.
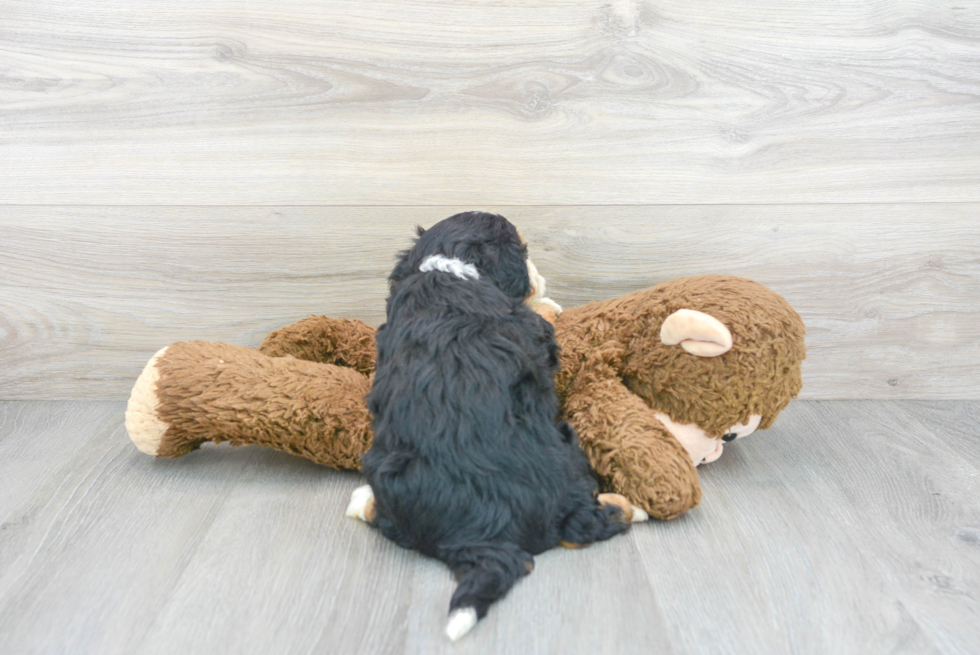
[2,1,979,205]
[1,400,977,654]
[2,205,978,400]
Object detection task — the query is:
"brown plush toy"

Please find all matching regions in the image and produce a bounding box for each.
[126,275,805,520]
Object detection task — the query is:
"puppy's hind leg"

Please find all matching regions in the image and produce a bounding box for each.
[345,484,376,523]
[345,485,417,547]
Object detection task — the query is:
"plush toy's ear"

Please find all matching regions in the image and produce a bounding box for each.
[660,309,733,357]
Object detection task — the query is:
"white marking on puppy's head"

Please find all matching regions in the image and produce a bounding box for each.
[419,255,480,281]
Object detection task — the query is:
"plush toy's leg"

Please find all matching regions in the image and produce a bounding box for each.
[125,341,374,470]
[563,375,702,520]
[259,316,377,373]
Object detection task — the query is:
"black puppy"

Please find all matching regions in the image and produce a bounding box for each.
[346,212,640,640]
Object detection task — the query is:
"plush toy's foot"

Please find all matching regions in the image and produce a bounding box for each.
[597,493,650,523]
[345,484,376,523]
[125,345,207,458]
[125,347,171,456]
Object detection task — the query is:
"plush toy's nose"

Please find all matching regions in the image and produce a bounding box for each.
[722,433,738,442]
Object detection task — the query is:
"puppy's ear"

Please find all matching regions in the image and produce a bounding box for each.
[389,248,416,285]
[389,227,427,284]
[491,239,532,300]
[455,238,529,299]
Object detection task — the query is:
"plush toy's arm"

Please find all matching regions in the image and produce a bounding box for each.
[126,341,374,470]
[259,316,377,374]
[561,347,701,520]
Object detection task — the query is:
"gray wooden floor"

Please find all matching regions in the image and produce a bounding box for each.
[1,400,977,655]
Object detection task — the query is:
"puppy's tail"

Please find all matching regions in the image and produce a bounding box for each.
[439,543,534,641]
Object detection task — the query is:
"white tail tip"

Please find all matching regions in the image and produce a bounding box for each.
[345,485,375,521]
[445,607,478,641]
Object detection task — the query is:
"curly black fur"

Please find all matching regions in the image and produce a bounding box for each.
[361,212,630,630]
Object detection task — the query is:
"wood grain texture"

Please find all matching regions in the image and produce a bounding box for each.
[2,205,978,400]
[2,0,979,204]
[630,398,980,655]
[1,400,977,654]
[0,401,120,521]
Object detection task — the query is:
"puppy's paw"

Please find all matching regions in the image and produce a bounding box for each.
[629,504,649,523]
[530,297,562,324]
[534,297,562,315]
[345,484,376,523]
[597,493,649,523]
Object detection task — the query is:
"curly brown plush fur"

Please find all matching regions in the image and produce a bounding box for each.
[127,341,372,470]
[260,316,377,375]
[548,275,805,518]
[127,275,805,521]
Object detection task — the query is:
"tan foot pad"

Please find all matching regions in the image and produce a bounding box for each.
[559,540,591,550]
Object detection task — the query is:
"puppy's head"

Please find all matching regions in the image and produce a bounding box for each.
[390,211,531,300]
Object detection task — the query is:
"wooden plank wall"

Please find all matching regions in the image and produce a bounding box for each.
[1,1,979,400]
[2,206,978,400]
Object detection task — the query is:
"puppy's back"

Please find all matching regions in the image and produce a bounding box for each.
[360,212,631,641]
